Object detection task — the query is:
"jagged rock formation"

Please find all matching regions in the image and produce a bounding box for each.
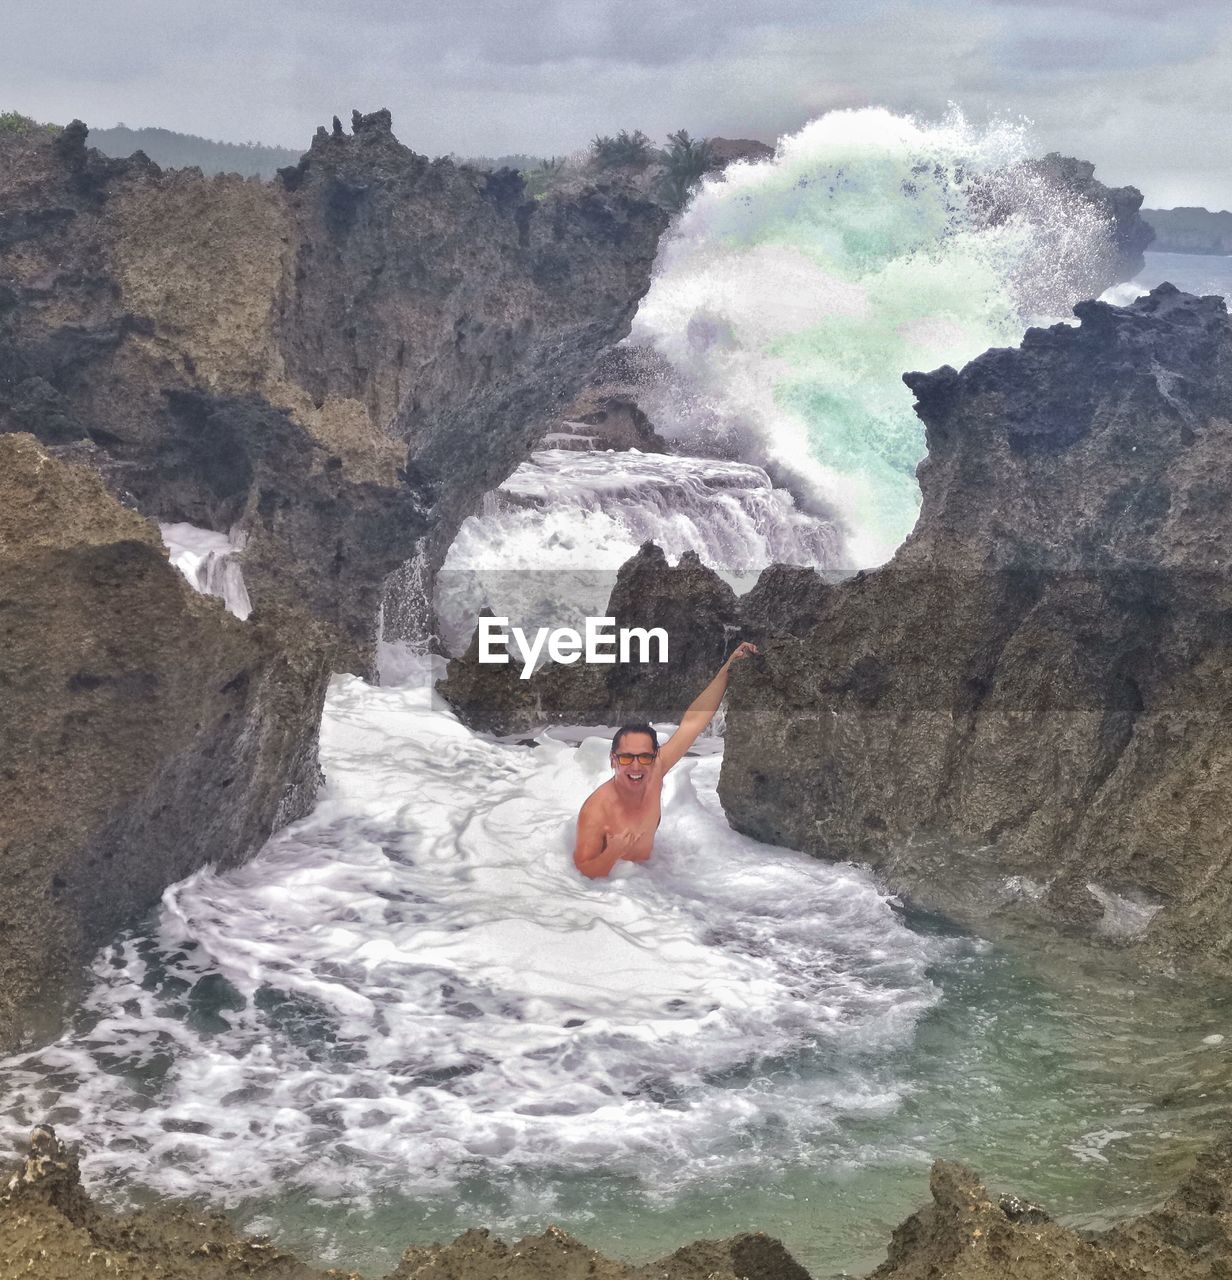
[0,113,667,1047]
[1024,152,1154,283]
[720,285,1232,964]
[439,543,738,734]
[537,387,669,452]
[0,1124,807,1280]
[0,436,329,1051]
[0,111,668,669]
[871,1140,1232,1279]
[0,1124,329,1278]
[9,1122,1232,1279]
[390,1225,809,1280]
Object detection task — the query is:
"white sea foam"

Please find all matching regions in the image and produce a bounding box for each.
[631,107,1119,567]
[1087,884,1163,940]
[1099,282,1150,309]
[1,658,944,1209]
[437,448,838,654]
[160,522,251,620]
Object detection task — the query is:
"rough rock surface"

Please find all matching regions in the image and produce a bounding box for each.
[0,1126,332,1278]
[0,112,668,669]
[390,1225,809,1280]
[0,1125,805,1280]
[0,114,666,1047]
[535,343,672,453]
[703,137,776,169]
[871,1140,1232,1279]
[736,564,837,645]
[720,285,1232,965]
[537,388,670,453]
[0,436,329,1051]
[1025,152,1154,283]
[439,543,738,734]
[10,1124,1232,1279]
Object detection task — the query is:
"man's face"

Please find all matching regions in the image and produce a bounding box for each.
[611,731,657,792]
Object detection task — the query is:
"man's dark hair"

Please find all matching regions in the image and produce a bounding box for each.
[611,722,659,754]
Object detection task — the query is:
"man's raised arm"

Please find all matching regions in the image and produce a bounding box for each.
[658,641,758,772]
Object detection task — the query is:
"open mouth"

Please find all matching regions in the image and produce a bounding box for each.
[628,773,645,782]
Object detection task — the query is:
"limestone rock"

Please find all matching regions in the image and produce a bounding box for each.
[703,137,776,169]
[0,112,667,1046]
[872,1142,1232,1278]
[0,1124,330,1278]
[0,113,668,671]
[0,435,330,1050]
[720,286,1232,967]
[439,543,739,734]
[10,1118,1232,1279]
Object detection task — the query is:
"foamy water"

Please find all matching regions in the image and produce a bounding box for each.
[160,522,251,620]
[437,449,839,653]
[6,661,1232,1277]
[1,658,943,1210]
[10,110,1230,1278]
[631,108,1118,566]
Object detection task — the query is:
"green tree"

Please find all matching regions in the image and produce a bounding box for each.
[590,129,656,171]
[659,129,714,210]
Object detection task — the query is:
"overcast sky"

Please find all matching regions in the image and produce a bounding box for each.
[7,0,1232,208]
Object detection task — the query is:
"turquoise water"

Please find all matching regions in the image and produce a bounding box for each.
[222,919,1232,1278]
[633,108,1119,568]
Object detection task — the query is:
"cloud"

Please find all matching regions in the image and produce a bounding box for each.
[4,0,1232,207]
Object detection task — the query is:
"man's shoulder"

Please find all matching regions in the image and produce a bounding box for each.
[580,780,615,815]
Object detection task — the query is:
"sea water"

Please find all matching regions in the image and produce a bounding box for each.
[437,449,839,653]
[629,107,1117,567]
[5,110,1229,1278]
[4,660,1232,1277]
[1136,249,1232,300]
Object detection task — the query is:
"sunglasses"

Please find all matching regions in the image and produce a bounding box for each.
[613,752,657,766]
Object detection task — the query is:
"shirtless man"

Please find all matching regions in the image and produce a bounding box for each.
[573,642,758,878]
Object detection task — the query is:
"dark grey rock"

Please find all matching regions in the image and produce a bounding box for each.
[440,543,740,733]
[720,286,1232,967]
[0,436,329,1052]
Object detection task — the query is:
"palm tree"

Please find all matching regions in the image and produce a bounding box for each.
[660,129,715,209]
[590,129,656,171]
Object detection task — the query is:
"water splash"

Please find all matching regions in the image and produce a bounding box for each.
[0,660,941,1210]
[632,108,1117,566]
[160,522,251,620]
[437,448,838,653]
[378,543,434,682]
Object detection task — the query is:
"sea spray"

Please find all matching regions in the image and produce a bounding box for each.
[632,108,1118,566]
[0,657,943,1210]
[437,448,838,653]
[160,522,251,620]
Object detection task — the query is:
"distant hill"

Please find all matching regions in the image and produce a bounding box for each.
[1142,207,1232,256]
[88,125,302,178]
